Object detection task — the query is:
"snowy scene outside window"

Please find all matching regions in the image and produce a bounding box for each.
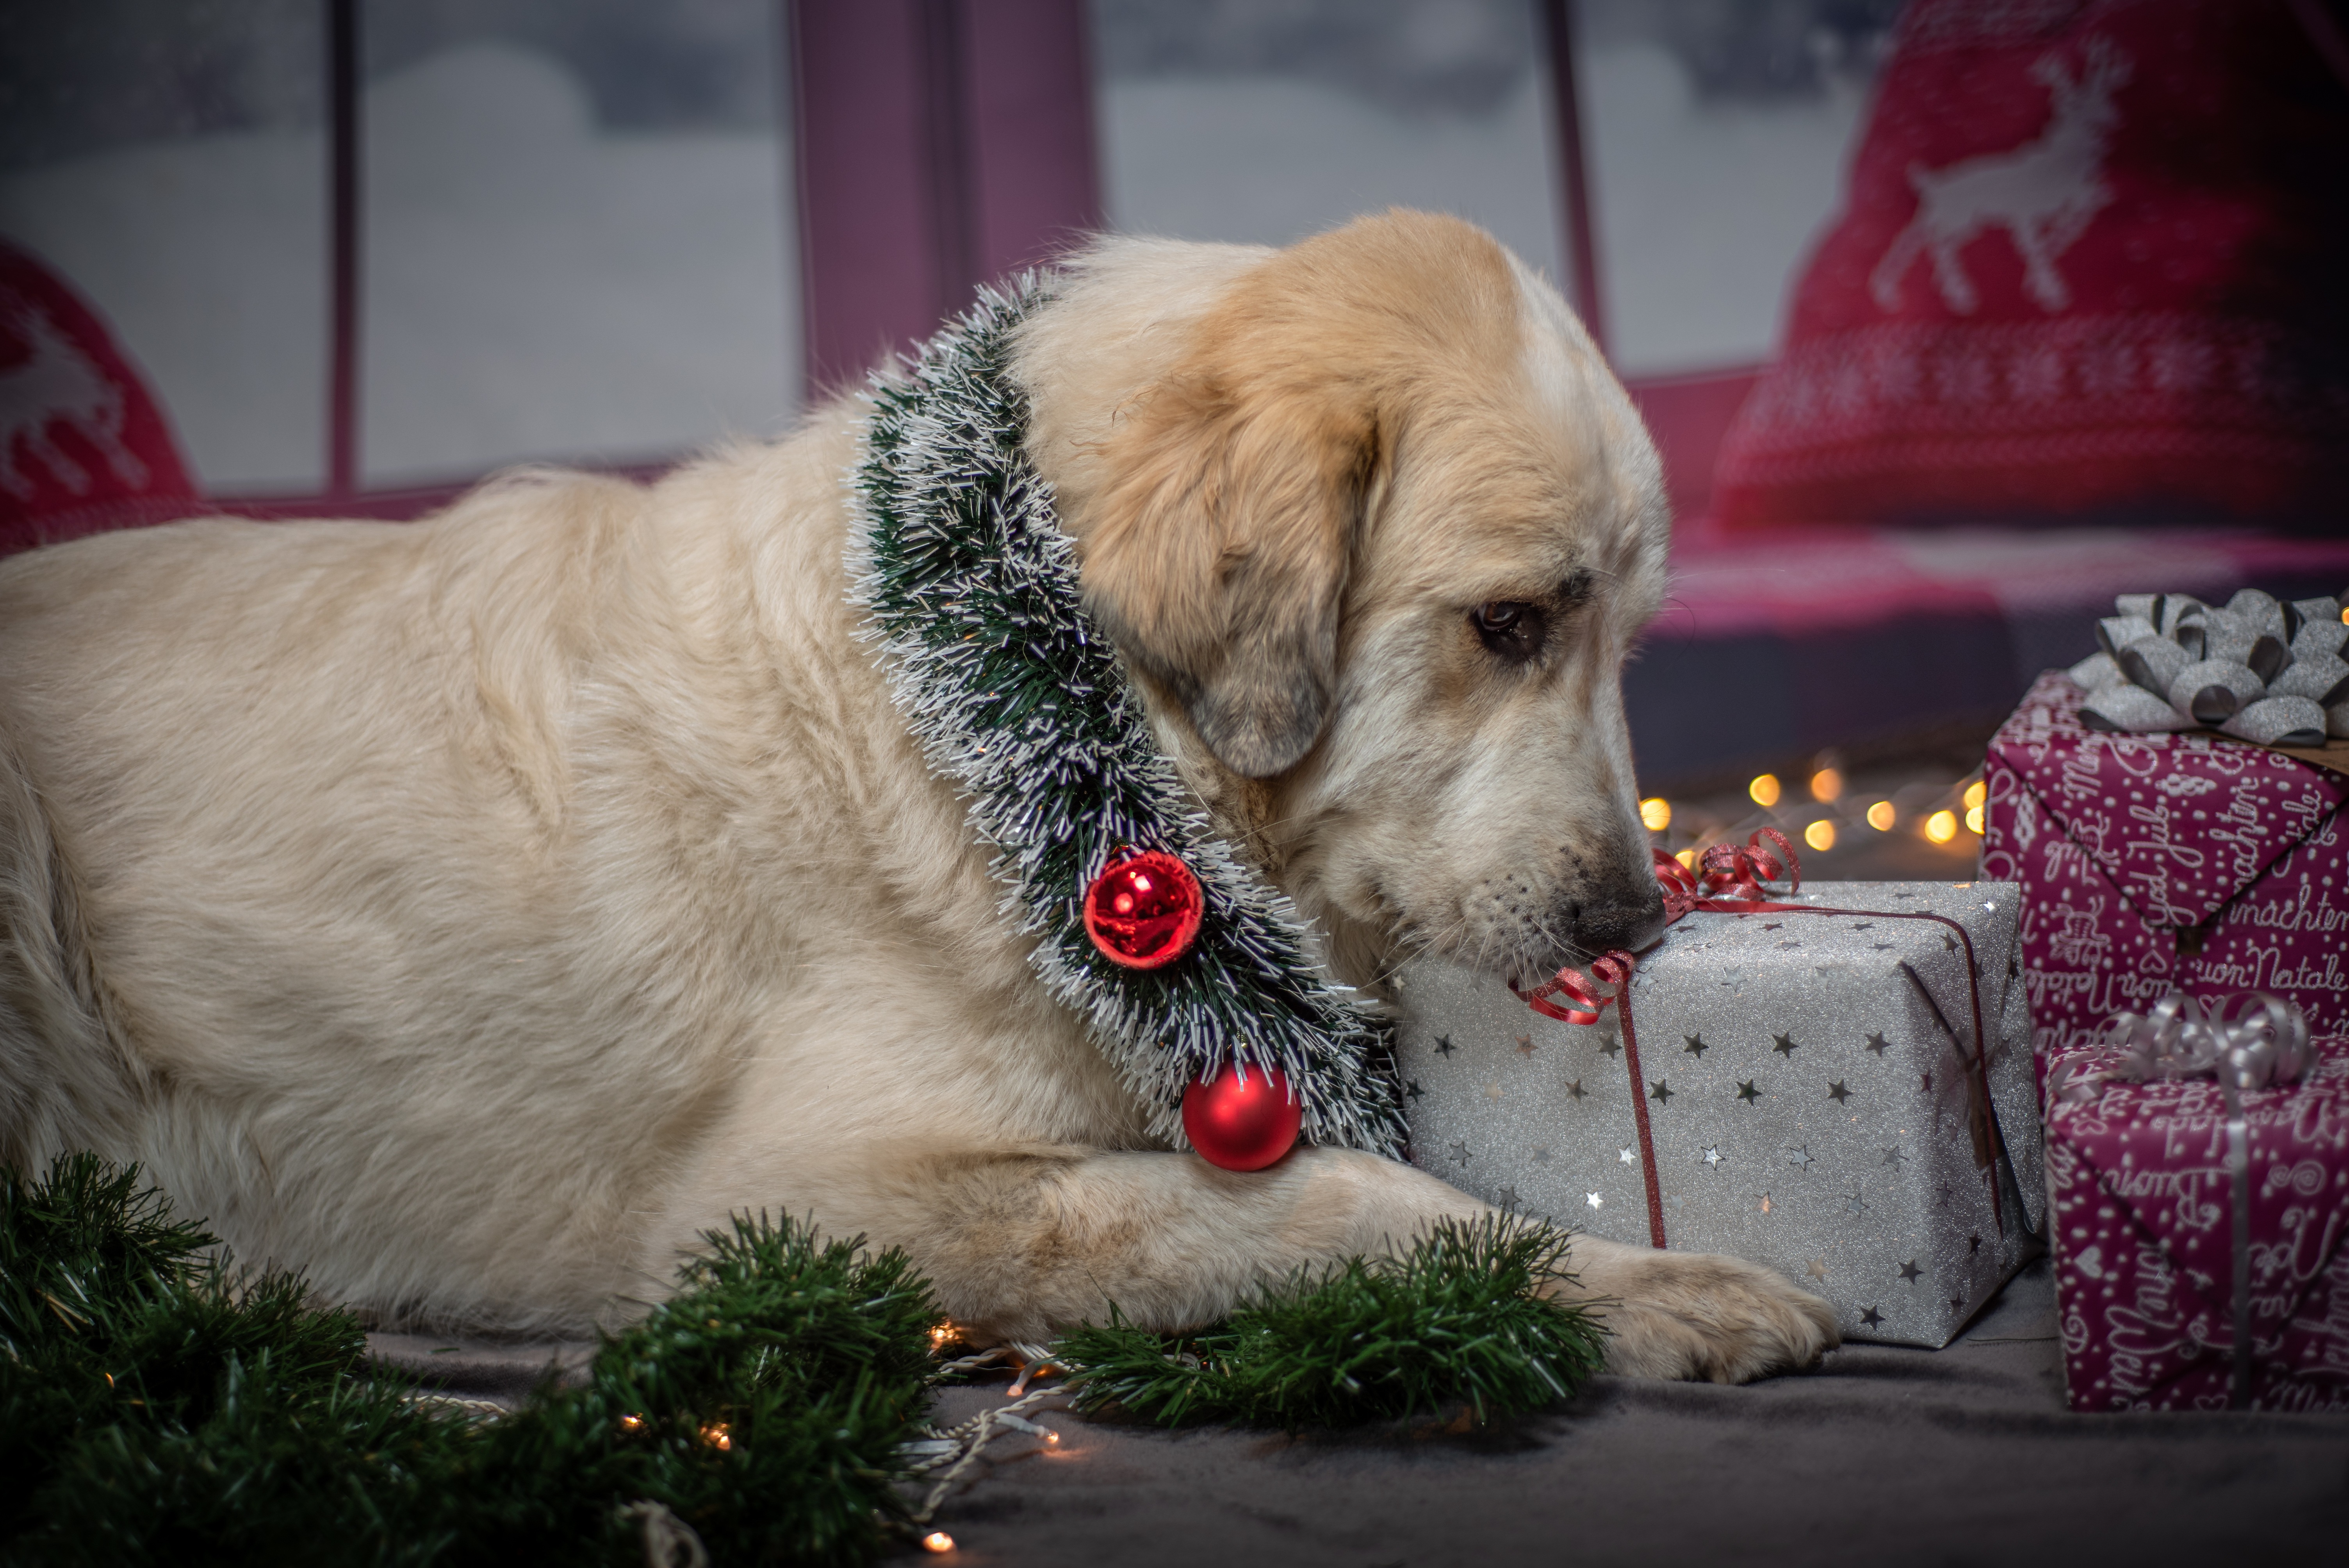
[358,0,798,487]
[0,0,801,496]
[1091,0,1900,379]
[1,1,331,493]
[1089,0,1569,297]
[1575,0,1897,376]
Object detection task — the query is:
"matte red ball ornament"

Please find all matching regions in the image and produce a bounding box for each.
[1082,849,1203,969]
[1182,1063,1302,1172]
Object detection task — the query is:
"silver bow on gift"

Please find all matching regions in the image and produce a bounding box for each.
[2069,587,2348,745]
[2048,987,2313,1409]
[2048,989,2312,1103]
[2106,989,2312,1090]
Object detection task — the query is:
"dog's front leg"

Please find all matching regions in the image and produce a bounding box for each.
[867,1144,1836,1382]
[863,1143,1482,1343]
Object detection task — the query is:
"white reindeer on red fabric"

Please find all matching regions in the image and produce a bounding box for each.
[1871,37,2132,315]
[0,301,148,500]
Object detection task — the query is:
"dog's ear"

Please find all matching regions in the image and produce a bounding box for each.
[1076,362,1376,779]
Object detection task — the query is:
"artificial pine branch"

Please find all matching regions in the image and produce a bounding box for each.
[848,277,1403,1157]
[5,1160,1615,1560]
[2,1156,937,1567]
[1054,1215,1610,1431]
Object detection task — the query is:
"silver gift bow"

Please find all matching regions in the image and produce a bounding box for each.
[2049,989,2311,1409]
[2107,989,2312,1090]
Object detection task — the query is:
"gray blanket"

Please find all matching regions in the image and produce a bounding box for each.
[371,1262,2349,1564]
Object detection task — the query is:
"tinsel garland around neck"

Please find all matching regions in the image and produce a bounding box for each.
[847,278,1402,1158]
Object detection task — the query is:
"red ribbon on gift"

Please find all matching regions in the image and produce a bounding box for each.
[1512,830,2001,1250]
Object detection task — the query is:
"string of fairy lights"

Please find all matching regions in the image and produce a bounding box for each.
[1638,761,1989,868]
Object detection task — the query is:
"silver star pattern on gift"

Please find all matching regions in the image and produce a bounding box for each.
[1392,880,2046,1350]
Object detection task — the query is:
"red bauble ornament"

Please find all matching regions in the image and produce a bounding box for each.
[1082,849,1202,969]
[1182,1063,1302,1171]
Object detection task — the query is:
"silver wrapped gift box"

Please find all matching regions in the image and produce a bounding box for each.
[1392,881,2046,1348]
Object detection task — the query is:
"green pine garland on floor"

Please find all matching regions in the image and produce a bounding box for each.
[2,1154,936,1567]
[2,1158,1611,1563]
[1056,1217,1609,1431]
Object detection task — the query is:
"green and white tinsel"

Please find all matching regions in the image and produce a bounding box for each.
[846,278,1403,1157]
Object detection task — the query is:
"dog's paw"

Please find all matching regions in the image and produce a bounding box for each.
[1549,1238,1840,1384]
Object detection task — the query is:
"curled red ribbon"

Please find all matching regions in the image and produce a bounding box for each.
[1663,826,1802,911]
[1512,830,2002,1250]
[1519,832,1800,1025]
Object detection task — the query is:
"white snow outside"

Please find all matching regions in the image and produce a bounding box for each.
[1100,40,1868,381]
[361,45,797,488]
[0,42,799,495]
[1577,40,1869,377]
[0,129,331,493]
[1098,73,1570,299]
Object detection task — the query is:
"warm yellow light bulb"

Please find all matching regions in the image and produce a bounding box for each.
[1963,779,1987,811]
[1966,803,1985,835]
[1809,767,1843,802]
[922,1532,956,1554]
[1640,796,1672,832]
[1925,809,1959,844]
[1866,800,1895,832]
[1748,773,1781,808]
[1804,819,1836,852]
[1674,848,1697,868]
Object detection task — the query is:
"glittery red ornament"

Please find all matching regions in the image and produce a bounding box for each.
[1182,1063,1302,1171]
[1082,849,1203,969]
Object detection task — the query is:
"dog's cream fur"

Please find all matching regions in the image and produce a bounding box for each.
[0,214,1836,1381]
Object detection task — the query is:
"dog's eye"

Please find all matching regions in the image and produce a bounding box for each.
[1472,600,1545,662]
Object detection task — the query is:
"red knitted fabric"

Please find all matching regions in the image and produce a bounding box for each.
[0,240,196,558]
[1713,0,2349,529]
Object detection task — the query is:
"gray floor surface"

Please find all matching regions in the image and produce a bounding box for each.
[370,1259,2349,1566]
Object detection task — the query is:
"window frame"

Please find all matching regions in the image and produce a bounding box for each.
[211,0,1754,522]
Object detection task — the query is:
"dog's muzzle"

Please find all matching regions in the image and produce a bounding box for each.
[1561,880,1669,961]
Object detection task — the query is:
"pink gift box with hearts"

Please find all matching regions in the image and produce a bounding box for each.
[2042,1034,2349,1412]
[1980,672,2349,1072]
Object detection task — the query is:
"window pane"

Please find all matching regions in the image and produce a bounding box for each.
[359,0,798,487]
[0,0,329,495]
[1574,0,1900,377]
[1090,0,1565,287]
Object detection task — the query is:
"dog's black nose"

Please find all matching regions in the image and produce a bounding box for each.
[1570,887,1669,957]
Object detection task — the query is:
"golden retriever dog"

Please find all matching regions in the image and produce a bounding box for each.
[0,212,1836,1381]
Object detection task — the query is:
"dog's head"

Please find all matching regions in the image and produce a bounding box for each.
[1016,212,1670,989]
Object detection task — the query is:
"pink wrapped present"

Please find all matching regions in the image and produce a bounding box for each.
[2044,1005,2349,1413]
[1981,672,2349,1069]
